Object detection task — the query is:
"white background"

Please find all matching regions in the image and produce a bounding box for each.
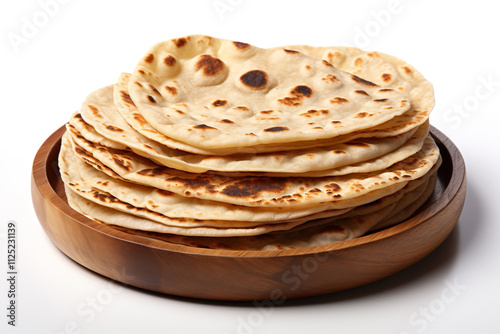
[1,0,499,333]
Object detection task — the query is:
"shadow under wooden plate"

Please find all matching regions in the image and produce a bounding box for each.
[31,125,466,301]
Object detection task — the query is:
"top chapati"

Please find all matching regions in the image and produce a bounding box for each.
[128,35,412,150]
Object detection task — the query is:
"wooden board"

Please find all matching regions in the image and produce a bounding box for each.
[31,125,466,301]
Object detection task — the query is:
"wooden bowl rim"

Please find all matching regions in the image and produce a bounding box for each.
[32,125,465,259]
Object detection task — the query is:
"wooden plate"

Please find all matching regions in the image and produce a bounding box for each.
[31,125,466,301]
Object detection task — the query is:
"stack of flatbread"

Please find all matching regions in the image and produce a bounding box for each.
[59,35,440,250]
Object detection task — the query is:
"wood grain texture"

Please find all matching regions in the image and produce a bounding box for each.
[31,125,466,301]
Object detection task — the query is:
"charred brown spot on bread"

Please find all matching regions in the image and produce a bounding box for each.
[300,109,329,117]
[132,113,148,126]
[322,60,334,67]
[240,70,268,90]
[233,106,249,111]
[137,167,170,177]
[264,126,289,132]
[195,54,225,76]
[379,88,394,92]
[260,110,274,114]
[87,105,102,118]
[105,125,124,132]
[112,157,131,171]
[134,82,143,87]
[212,99,227,107]
[322,74,339,83]
[92,191,120,204]
[221,179,288,198]
[331,120,342,124]
[351,75,377,87]
[355,90,369,96]
[144,53,154,63]
[355,112,369,118]
[74,147,92,158]
[157,190,174,197]
[174,37,188,47]
[194,124,216,130]
[220,119,234,124]
[164,55,176,66]
[137,70,145,75]
[325,183,341,192]
[354,58,363,66]
[329,97,348,104]
[284,49,299,53]
[233,41,250,49]
[74,134,95,148]
[402,66,413,74]
[174,109,184,115]
[334,150,346,154]
[147,95,156,103]
[374,98,388,102]
[164,86,177,95]
[327,51,341,62]
[120,91,135,106]
[292,85,312,97]
[278,85,313,106]
[381,73,392,82]
[164,177,215,193]
[148,84,161,95]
